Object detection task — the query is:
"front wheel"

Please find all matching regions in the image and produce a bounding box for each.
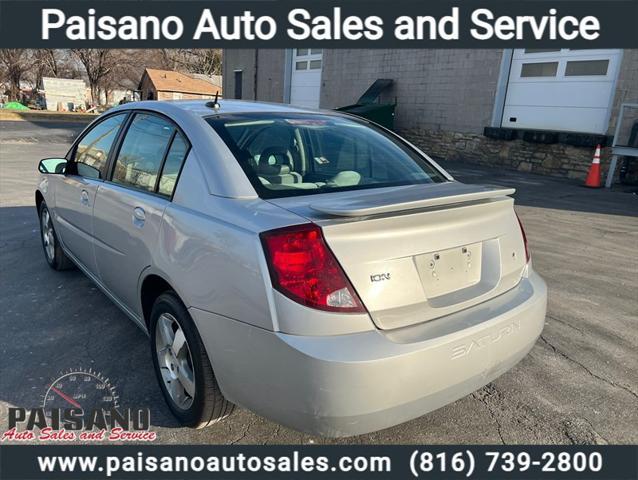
[38,202,74,271]
[150,292,234,428]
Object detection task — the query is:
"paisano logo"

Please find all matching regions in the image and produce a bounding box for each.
[1,367,156,442]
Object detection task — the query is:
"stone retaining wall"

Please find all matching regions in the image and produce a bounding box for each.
[401,128,614,181]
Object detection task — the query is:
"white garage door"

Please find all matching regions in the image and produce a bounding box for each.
[290,49,322,108]
[502,49,622,134]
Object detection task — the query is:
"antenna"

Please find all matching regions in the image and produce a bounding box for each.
[205,91,221,111]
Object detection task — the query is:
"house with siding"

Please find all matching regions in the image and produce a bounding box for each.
[139,68,222,101]
[222,49,638,182]
[41,77,87,111]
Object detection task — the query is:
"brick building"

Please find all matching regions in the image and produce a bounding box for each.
[222,49,638,182]
[139,68,222,102]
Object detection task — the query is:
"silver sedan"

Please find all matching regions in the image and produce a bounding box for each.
[35,100,547,437]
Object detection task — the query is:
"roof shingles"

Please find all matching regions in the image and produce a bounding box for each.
[144,68,221,96]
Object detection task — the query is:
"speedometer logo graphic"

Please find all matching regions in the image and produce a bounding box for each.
[41,367,119,414]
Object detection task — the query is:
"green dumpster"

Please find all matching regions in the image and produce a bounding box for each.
[336,79,396,130]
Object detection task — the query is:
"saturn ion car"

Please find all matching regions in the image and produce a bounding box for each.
[35,100,547,436]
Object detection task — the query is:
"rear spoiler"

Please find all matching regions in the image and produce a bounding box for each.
[310,183,516,217]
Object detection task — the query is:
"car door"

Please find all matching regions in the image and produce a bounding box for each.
[92,112,190,317]
[54,113,128,275]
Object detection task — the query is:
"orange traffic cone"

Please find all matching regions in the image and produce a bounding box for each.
[584,144,602,188]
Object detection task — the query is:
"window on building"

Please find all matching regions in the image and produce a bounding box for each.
[112,114,175,192]
[523,49,561,54]
[520,62,559,77]
[565,60,609,76]
[234,70,243,99]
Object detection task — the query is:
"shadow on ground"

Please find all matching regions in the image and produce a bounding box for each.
[0,120,88,144]
[444,161,638,217]
[1,154,637,444]
[0,206,184,430]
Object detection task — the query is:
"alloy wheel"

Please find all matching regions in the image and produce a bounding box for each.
[41,208,55,262]
[155,312,196,409]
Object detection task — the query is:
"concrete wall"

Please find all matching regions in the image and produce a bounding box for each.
[222,48,638,182]
[609,49,638,182]
[222,49,286,102]
[256,50,287,102]
[223,48,502,133]
[320,49,502,134]
[223,49,257,100]
[222,48,637,137]
[608,49,638,138]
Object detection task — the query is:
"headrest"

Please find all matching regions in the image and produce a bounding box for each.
[260,147,292,166]
[257,163,291,175]
[328,171,362,187]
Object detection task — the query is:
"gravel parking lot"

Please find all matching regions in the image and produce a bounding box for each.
[1,120,637,444]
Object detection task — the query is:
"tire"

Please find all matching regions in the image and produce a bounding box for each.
[150,292,234,428]
[38,201,74,271]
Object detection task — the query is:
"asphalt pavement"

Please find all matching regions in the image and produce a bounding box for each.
[1,120,636,444]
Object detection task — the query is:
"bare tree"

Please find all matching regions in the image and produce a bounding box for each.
[160,49,222,76]
[0,49,31,101]
[38,50,61,77]
[68,50,153,106]
[71,49,117,105]
[29,49,58,89]
[96,50,151,104]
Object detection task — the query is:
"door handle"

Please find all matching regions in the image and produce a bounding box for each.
[132,207,146,227]
[80,190,89,206]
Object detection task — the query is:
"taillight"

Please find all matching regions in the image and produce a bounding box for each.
[260,224,365,313]
[515,213,531,263]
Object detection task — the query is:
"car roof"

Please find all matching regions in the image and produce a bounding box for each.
[116,99,319,117]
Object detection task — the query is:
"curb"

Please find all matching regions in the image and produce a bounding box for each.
[0,111,97,123]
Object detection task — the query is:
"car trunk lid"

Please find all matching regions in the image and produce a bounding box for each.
[268,182,528,330]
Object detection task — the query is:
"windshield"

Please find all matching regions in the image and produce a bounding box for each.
[206,112,446,199]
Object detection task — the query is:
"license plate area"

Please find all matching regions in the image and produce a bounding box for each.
[415,242,483,299]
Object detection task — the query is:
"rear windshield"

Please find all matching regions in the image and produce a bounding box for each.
[206,112,446,199]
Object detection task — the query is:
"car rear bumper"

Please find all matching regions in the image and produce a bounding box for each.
[190,270,547,437]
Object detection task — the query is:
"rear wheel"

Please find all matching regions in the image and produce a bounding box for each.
[150,292,234,428]
[38,202,73,271]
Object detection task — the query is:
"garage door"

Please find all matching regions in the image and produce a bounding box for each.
[290,49,322,108]
[502,49,622,134]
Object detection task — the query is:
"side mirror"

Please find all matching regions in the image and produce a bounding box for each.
[38,158,67,174]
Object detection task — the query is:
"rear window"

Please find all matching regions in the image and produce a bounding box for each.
[206,113,445,198]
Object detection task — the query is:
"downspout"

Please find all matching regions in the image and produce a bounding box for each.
[253,49,259,100]
[283,49,293,103]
